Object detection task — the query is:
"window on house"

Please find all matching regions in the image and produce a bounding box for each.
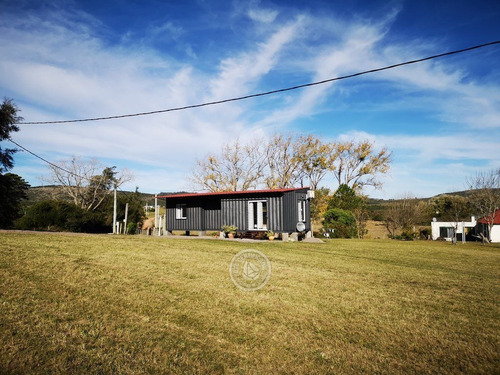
[298,200,306,222]
[248,200,268,230]
[439,226,454,238]
[176,204,187,219]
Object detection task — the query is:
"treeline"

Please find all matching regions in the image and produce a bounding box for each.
[191,134,392,192]
[14,189,146,233]
[308,167,500,241]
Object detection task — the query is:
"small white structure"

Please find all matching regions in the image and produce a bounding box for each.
[431,216,476,241]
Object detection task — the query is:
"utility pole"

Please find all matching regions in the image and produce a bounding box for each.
[124,202,129,234]
[154,194,158,234]
[113,185,117,234]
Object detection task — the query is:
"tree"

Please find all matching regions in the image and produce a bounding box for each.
[466,168,500,242]
[327,184,368,238]
[331,140,392,191]
[430,194,473,243]
[310,187,331,223]
[191,138,267,192]
[322,208,357,238]
[44,157,131,211]
[0,173,30,228]
[189,134,392,194]
[384,193,427,239]
[295,135,335,190]
[0,98,23,172]
[0,99,29,227]
[15,200,108,233]
[265,134,304,189]
[104,188,146,234]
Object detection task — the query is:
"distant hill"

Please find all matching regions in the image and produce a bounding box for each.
[23,186,160,208]
[365,190,478,220]
[24,186,484,216]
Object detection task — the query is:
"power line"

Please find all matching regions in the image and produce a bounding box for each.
[18,40,500,125]
[8,138,128,188]
[7,137,89,180]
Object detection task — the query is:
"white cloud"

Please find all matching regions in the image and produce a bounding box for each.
[1,3,498,198]
[337,130,500,198]
[207,18,302,100]
[247,8,279,24]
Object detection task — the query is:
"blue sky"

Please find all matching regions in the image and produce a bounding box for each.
[1,0,499,198]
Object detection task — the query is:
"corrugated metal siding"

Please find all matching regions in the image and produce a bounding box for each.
[165,198,204,231]
[221,196,284,232]
[267,196,282,232]
[282,191,296,232]
[165,190,309,232]
[203,200,221,230]
[221,198,247,230]
[282,189,310,232]
[166,205,204,231]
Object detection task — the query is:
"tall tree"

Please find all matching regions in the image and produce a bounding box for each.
[310,187,331,223]
[265,134,304,189]
[466,168,500,242]
[0,98,23,172]
[44,157,131,211]
[191,138,266,192]
[0,173,30,228]
[295,135,335,190]
[332,140,392,191]
[0,98,29,227]
[327,184,368,238]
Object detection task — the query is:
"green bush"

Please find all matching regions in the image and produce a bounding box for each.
[127,222,137,235]
[15,200,108,233]
[322,208,358,238]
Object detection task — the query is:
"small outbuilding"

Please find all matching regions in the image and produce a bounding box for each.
[431,216,477,242]
[157,187,314,240]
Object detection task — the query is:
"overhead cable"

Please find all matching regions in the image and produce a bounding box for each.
[17,40,500,125]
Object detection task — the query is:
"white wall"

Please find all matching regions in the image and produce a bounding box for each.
[490,225,500,243]
[431,217,476,241]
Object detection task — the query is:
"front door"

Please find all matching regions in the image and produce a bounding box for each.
[248,200,268,230]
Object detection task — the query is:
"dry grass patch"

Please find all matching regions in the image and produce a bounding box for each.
[1,232,499,374]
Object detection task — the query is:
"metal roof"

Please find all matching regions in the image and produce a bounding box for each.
[477,209,500,225]
[157,187,309,199]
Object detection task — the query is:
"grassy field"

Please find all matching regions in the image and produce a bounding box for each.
[0,232,499,374]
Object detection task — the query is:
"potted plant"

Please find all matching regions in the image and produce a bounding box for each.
[210,231,219,238]
[222,225,237,239]
[266,230,275,241]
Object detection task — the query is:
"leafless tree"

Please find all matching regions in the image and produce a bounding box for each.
[44,157,132,211]
[466,168,500,242]
[295,135,336,190]
[265,134,305,189]
[190,138,267,192]
[190,134,392,194]
[384,193,426,238]
[332,140,392,191]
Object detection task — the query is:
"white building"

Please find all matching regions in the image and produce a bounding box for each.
[431,216,476,241]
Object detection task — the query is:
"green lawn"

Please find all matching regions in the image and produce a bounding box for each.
[1,232,499,374]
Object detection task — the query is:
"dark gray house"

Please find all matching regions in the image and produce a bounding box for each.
[158,187,313,239]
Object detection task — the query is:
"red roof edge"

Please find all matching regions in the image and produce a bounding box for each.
[157,187,310,199]
[477,208,500,225]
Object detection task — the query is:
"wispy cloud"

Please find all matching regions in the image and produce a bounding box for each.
[1,2,498,197]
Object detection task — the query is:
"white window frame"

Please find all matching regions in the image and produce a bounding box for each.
[176,204,187,220]
[298,200,306,222]
[248,200,268,230]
